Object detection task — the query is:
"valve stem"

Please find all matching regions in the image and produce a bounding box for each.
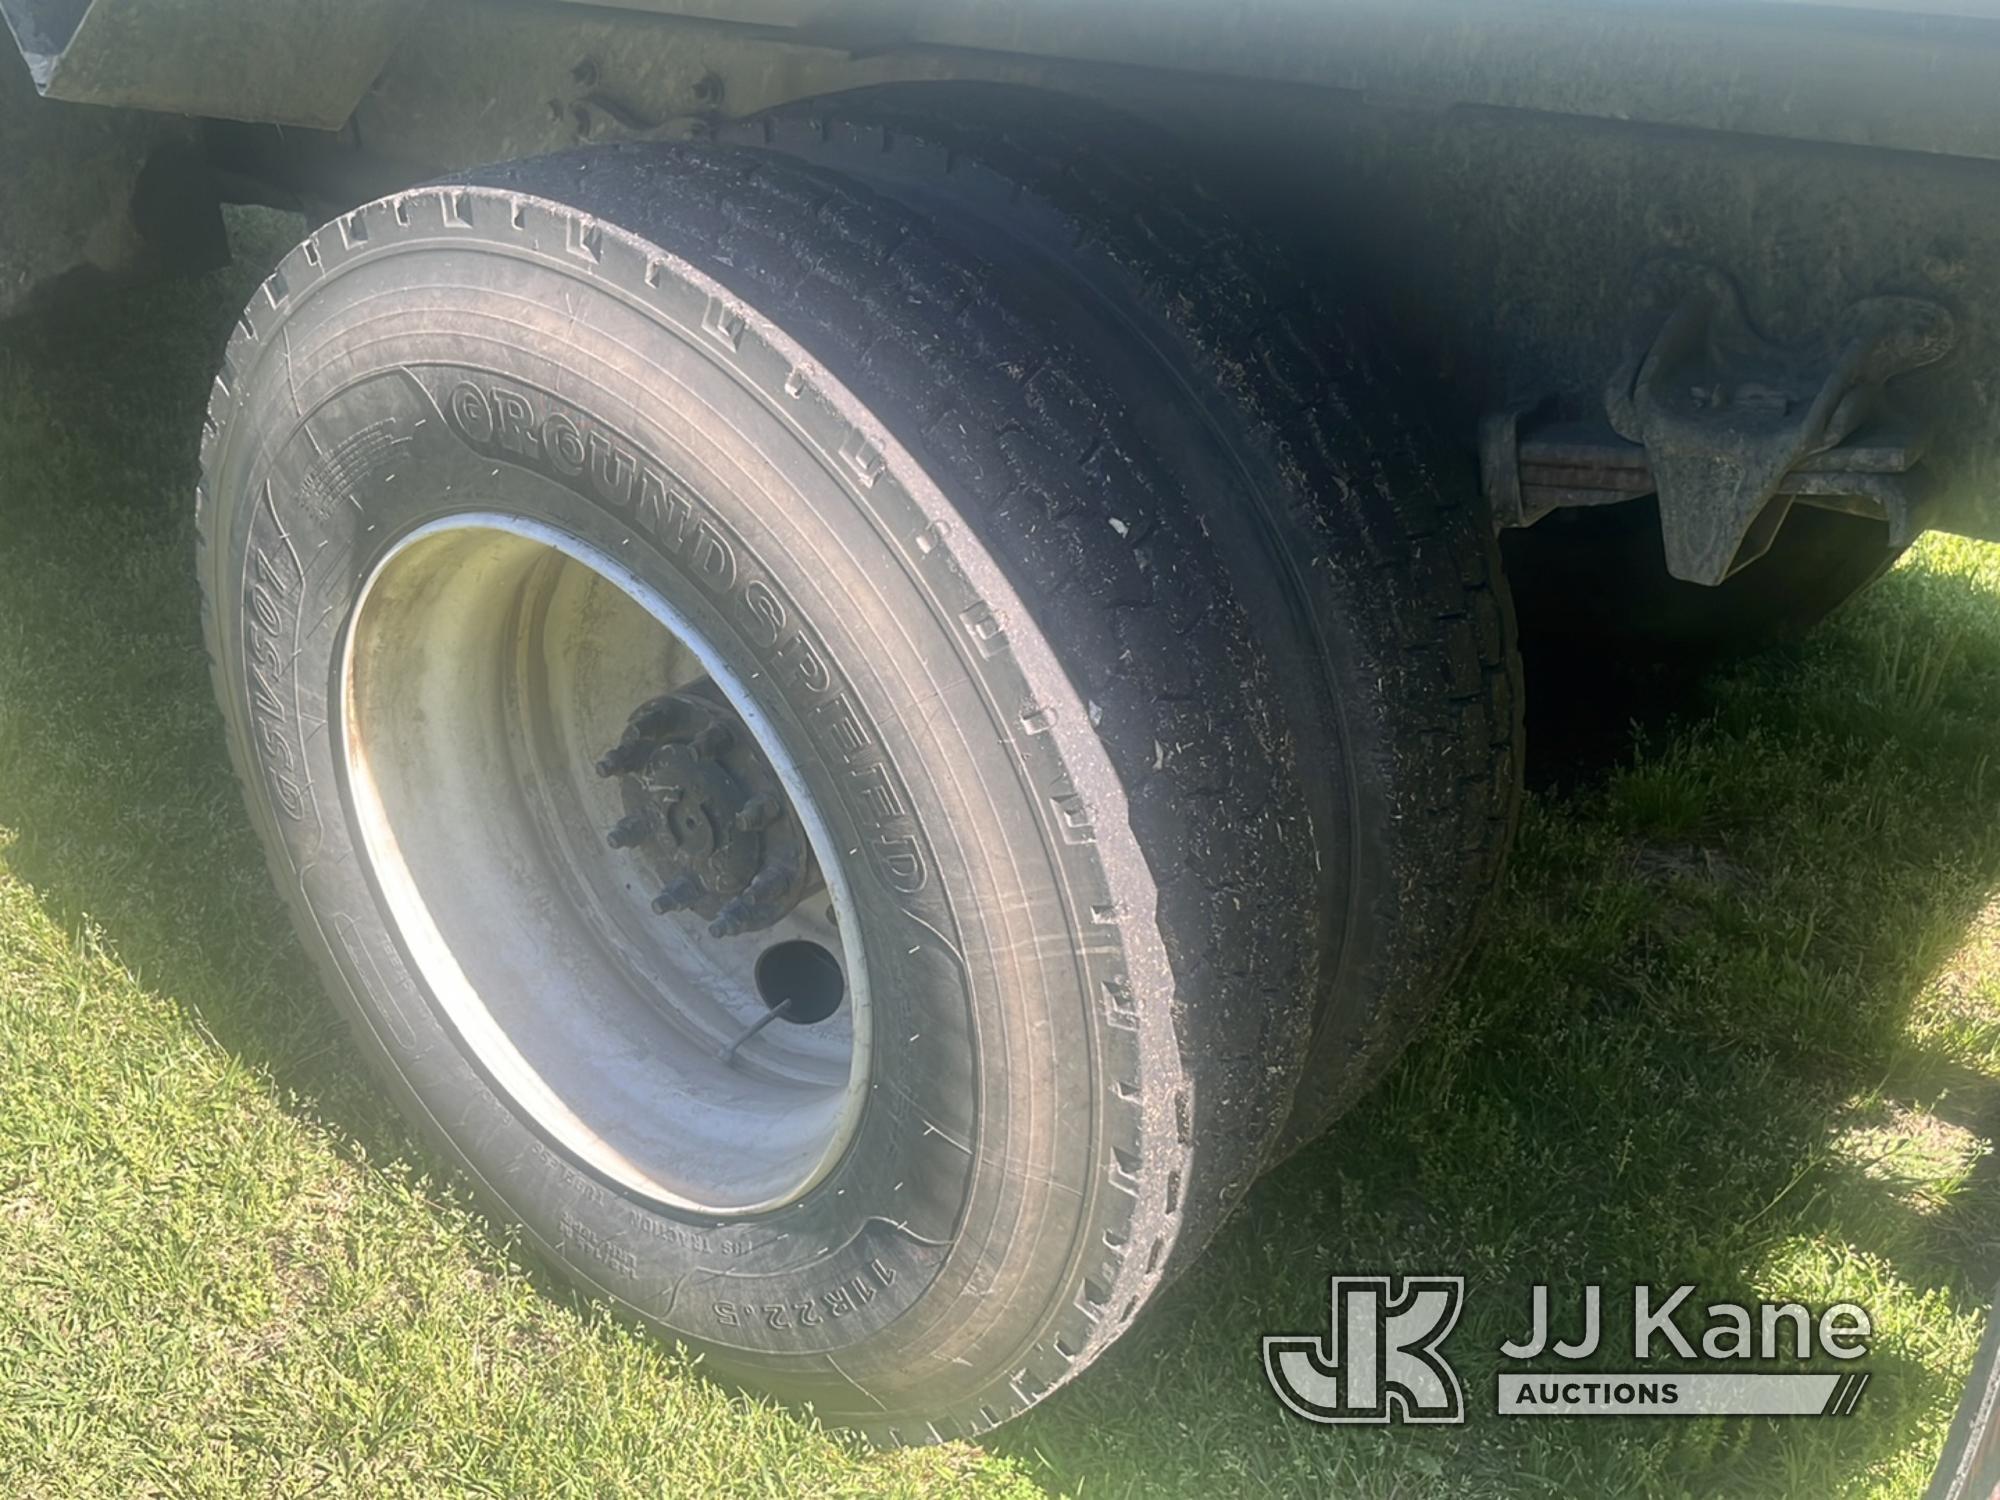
[720,996,794,1066]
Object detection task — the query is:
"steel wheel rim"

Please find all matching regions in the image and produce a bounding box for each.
[340,513,870,1215]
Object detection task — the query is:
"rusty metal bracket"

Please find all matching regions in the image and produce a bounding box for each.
[1598,258,1954,585]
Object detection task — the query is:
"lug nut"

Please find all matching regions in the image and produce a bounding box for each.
[630,697,685,738]
[606,813,652,848]
[595,739,652,777]
[734,795,782,832]
[707,861,796,937]
[708,894,755,939]
[749,859,796,899]
[651,874,704,914]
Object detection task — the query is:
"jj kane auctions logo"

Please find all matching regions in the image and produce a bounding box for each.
[1264,1278,1873,1424]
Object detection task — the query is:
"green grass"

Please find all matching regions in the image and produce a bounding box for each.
[1,214,1997,1498]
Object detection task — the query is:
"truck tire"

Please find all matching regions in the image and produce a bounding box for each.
[1502,496,1900,667]
[720,84,1525,1151]
[197,146,1325,1438]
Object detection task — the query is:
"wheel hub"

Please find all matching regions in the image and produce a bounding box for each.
[597,686,819,937]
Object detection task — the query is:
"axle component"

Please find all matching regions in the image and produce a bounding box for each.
[596,686,818,938]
